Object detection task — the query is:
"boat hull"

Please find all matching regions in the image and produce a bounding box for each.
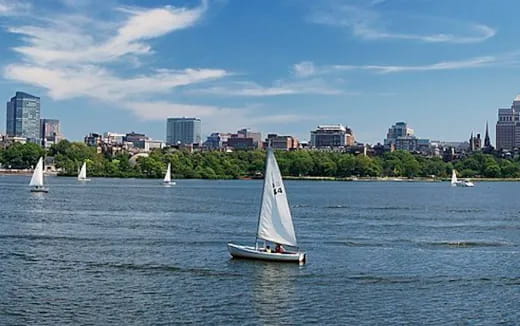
[452,182,474,187]
[227,243,305,263]
[31,187,49,193]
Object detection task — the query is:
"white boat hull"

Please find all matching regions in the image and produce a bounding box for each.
[227,243,305,263]
[31,186,49,193]
[452,181,474,187]
[163,181,176,186]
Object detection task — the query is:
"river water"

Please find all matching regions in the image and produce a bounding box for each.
[0,176,519,325]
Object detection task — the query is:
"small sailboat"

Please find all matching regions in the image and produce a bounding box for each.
[451,169,474,187]
[227,149,306,263]
[163,163,175,185]
[30,157,48,193]
[78,162,91,182]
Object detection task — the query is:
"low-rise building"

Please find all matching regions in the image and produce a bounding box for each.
[265,134,299,150]
[204,132,231,150]
[310,124,355,148]
[226,128,262,150]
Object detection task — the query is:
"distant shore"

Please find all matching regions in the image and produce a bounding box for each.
[3,171,520,182]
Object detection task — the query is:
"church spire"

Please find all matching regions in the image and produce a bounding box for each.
[484,121,491,148]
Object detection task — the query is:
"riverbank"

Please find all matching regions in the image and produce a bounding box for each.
[3,171,520,182]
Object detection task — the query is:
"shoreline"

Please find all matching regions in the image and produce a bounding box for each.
[2,171,520,182]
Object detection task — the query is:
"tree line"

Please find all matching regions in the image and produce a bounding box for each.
[1,140,519,179]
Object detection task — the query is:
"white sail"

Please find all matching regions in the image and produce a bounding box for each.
[29,157,44,187]
[164,163,171,183]
[78,162,87,180]
[451,169,458,185]
[256,149,297,247]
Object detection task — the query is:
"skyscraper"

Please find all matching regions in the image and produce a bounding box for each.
[6,91,41,143]
[496,95,520,151]
[166,118,201,145]
[40,119,62,147]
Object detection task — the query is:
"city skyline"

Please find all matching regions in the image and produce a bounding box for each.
[1,0,519,142]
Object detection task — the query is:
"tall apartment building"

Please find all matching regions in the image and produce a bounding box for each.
[496,95,520,150]
[6,91,41,143]
[166,118,201,145]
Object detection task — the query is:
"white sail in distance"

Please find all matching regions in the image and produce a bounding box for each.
[256,149,297,247]
[451,169,458,185]
[78,162,87,180]
[164,163,171,183]
[29,157,44,187]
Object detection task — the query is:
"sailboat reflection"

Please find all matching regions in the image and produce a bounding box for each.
[251,263,300,325]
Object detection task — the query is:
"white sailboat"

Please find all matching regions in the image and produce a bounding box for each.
[163,163,175,185]
[227,149,306,263]
[78,162,91,182]
[451,169,474,187]
[30,157,48,193]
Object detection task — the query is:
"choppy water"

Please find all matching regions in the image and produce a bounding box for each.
[1,176,519,325]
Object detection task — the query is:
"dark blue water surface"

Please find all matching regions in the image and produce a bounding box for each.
[1,176,519,325]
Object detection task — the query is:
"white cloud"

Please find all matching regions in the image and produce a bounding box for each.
[308,4,495,44]
[4,64,228,100]
[188,80,343,97]
[293,56,501,76]
[9,3,206,64]
[0,0,31,15]
[292,61,316,77]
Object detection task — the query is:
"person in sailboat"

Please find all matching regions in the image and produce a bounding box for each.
[275,244,285,254]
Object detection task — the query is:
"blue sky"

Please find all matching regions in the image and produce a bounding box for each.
[0,0,519,144]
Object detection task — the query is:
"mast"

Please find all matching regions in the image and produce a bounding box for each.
[255,147,270,249]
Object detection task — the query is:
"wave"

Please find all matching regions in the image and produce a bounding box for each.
[85,261,242,278]
[422,240,512,248]
[0,234,94,242]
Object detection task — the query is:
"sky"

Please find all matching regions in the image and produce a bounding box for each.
[0,0,519,144]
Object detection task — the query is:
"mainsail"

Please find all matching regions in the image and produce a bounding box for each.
[29,157,44,187]
[256,149,297,247]
[451,169,458,185]
[78,162,87,180]
[164,163,171,183]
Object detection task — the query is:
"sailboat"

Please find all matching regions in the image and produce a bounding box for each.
[30,157,48,193]
[163,163,175,185]
[227,149,306,263]
[451,169,474,187]
[78,162,91,182]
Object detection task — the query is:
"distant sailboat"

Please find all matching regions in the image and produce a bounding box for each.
[30,157,48,193]
[78,162,91,182]
[163,163,175,185]
[227,149,306,263]
[451,169,474,187]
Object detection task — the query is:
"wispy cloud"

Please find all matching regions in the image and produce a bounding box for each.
[4,64,228,100]
[308,3,496,44]
[8,3,206,64]
[188,79,344,97]
[0,0,31,16]
[292,55,510,76]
